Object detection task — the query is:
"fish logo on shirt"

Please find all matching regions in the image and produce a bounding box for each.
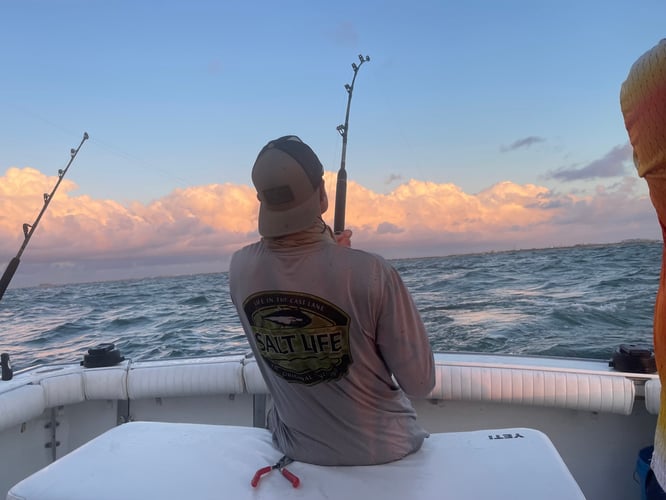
[262,310,312,328]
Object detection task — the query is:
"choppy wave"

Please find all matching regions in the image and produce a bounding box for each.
[0,240,661,371]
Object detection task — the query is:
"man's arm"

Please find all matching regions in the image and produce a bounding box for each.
[375,265,435,398]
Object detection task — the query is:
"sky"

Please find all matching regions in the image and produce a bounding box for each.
[1,0,665,288]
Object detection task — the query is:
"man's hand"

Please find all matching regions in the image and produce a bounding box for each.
[335,229,352,247]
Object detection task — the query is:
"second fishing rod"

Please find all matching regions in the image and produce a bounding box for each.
[0,132,89,301]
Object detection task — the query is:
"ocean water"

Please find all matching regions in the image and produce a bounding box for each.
[0,240,662,372]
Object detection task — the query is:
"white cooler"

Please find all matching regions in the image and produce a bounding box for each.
[7,422,585,499]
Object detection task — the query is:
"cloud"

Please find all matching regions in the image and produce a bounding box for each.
[545,143,633,181]
[0,163,659,288]
[377,222,403,234]
[0,167,257,284]
[385,173,403,185]
[501,136,546,152]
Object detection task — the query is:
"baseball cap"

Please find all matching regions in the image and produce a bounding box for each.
[252,135,324,237]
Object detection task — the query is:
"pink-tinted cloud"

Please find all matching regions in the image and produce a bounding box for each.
[0,166,659,287]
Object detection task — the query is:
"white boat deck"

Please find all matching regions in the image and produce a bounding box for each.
[6,422,585,500]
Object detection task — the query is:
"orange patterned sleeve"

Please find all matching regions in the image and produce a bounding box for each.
[621,38,666,490]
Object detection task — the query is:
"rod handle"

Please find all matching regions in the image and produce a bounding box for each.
[333,169,347,233]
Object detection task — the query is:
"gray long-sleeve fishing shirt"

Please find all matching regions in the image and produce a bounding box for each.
[229,229,435,466]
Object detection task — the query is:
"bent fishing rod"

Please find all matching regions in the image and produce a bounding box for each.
[0,132,89,301]
[334,54,370,234]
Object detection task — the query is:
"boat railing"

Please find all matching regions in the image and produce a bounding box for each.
[0,353,655,435]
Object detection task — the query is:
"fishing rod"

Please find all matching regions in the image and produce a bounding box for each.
[333,54,370,234]
[0,132,89,301]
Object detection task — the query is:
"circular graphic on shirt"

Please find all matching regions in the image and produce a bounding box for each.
[243,291,352,385]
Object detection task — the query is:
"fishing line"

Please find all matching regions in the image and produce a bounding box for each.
[3,102,82,142]
[4,103,191,191]
[86,135,192,190]
[373,73,419,190]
